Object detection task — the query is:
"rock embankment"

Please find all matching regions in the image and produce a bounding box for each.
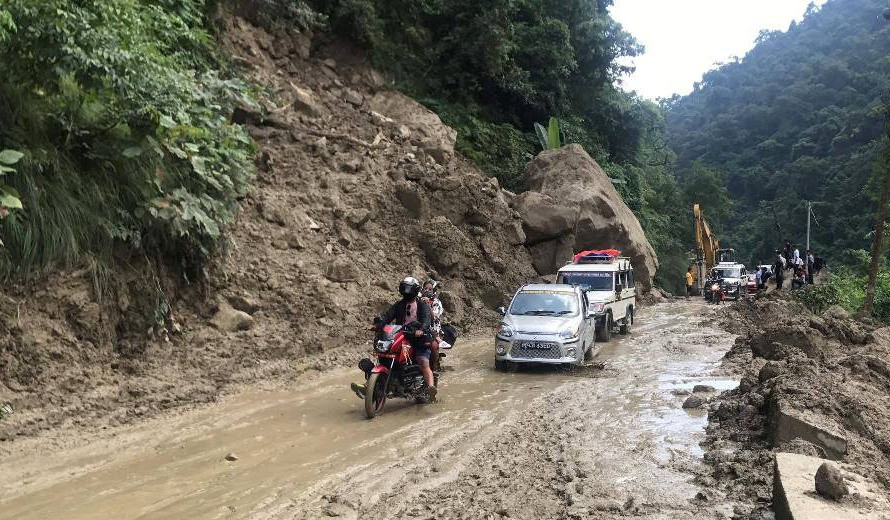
[699,295,890,518]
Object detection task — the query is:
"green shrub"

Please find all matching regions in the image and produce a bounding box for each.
[0,1,255,278]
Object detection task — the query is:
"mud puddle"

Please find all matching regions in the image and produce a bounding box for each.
[0,301,736,519]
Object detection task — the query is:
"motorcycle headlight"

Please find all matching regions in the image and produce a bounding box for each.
[711,284,720,291]
[497,323,514,338]
[375,340,393,353]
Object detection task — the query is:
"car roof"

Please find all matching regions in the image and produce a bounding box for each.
[519,283,580,293]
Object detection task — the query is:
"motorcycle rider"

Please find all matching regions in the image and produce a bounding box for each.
[352,277,438,400]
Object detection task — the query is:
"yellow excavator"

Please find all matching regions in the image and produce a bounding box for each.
[692,204,734,294]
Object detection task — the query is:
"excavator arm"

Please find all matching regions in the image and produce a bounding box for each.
[693,204,720,292]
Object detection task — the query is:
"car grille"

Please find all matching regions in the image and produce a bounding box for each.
[511,341,562,359]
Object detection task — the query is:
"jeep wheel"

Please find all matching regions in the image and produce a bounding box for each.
[583,342,595,362]
[618,313,633,336]
[596,314,612,342]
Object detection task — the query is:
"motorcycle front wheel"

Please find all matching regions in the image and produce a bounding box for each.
[364,372,388,419]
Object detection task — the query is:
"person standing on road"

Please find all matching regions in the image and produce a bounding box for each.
[755,266,762,290]
[784,241,793,271]
[774,253,785,290]
[760,266,772,289]
[806,250,815,284]
[685,267,695,299]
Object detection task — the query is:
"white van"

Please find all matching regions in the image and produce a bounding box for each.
[555,253,635,342]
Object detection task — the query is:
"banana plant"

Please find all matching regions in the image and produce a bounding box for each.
[534,117,563,150]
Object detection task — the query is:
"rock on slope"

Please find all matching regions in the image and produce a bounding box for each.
[512,144,659,292]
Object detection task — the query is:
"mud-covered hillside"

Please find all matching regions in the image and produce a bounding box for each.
[0,14,659,441]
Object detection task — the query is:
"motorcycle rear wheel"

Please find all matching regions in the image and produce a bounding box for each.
[364,372,387,419]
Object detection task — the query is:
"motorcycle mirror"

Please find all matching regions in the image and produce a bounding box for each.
[498,306,507,316]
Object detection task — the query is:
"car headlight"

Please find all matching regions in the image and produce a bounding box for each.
[559,328,579,340]
[497,323,514,338]
[589,303,605,314]
[496,344,507,355]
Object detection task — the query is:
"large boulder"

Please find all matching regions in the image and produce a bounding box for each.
[511,192,577,244]
[368,91,457,163]
[520,144,659,292]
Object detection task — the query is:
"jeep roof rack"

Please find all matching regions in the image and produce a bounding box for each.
[572,249,621,264]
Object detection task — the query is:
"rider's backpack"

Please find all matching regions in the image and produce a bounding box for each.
[441,323,458,346]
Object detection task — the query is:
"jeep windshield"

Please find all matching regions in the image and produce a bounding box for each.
[557,271,613,291]
[712,267,740,279]
[509,291,579,316]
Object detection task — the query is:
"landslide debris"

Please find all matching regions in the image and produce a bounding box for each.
[701,293,890,518]
[515,144,659,291]
[0,15,541,442]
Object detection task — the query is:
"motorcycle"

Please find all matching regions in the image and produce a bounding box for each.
[704,277,725,304]
[358,321,440,419]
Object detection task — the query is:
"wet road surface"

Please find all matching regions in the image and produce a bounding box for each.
[0,301,737,519]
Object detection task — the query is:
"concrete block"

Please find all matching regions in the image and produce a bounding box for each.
[769,400,847,460]
[773,452,890,520]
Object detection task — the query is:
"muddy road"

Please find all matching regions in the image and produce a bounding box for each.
[0,301,738,519]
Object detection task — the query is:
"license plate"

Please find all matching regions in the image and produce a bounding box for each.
[523,341,552,349]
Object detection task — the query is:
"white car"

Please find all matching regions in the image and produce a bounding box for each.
[494,284,598,369]
[555,253,635,342]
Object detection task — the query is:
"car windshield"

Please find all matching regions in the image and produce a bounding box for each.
[509,290,579,316]
[557,271,613,291]
[712,267,740,279]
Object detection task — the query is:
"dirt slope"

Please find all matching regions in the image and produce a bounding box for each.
[0,16,543,442]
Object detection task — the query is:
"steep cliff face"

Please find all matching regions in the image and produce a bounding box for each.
[514,144,659,292]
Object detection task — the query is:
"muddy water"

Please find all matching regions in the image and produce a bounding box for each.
[0,301,736,519]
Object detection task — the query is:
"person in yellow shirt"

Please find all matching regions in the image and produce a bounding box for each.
[685,267,695,300]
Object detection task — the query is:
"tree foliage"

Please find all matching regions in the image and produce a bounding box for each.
[666,0,890,266]
[0,1,256,278]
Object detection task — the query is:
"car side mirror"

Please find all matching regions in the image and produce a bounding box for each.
[498,306,506,316]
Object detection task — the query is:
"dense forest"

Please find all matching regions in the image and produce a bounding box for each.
[667,0,890,269]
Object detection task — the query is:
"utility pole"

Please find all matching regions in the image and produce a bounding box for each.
[806,201,812,252]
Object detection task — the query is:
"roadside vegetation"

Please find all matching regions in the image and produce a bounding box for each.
[796,249,890,321]
[0,1,257,280]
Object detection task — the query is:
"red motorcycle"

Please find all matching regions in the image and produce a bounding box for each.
[360,322,440,419]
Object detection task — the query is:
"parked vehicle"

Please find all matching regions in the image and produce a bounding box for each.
[555,250,635,342]
[361,322,439,419]
[495,284,597,370]
[747,273,758,294]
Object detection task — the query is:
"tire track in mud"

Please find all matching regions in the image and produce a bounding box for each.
[250,302,739,520]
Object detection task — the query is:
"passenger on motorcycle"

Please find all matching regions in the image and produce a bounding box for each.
[357,277,438,399]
